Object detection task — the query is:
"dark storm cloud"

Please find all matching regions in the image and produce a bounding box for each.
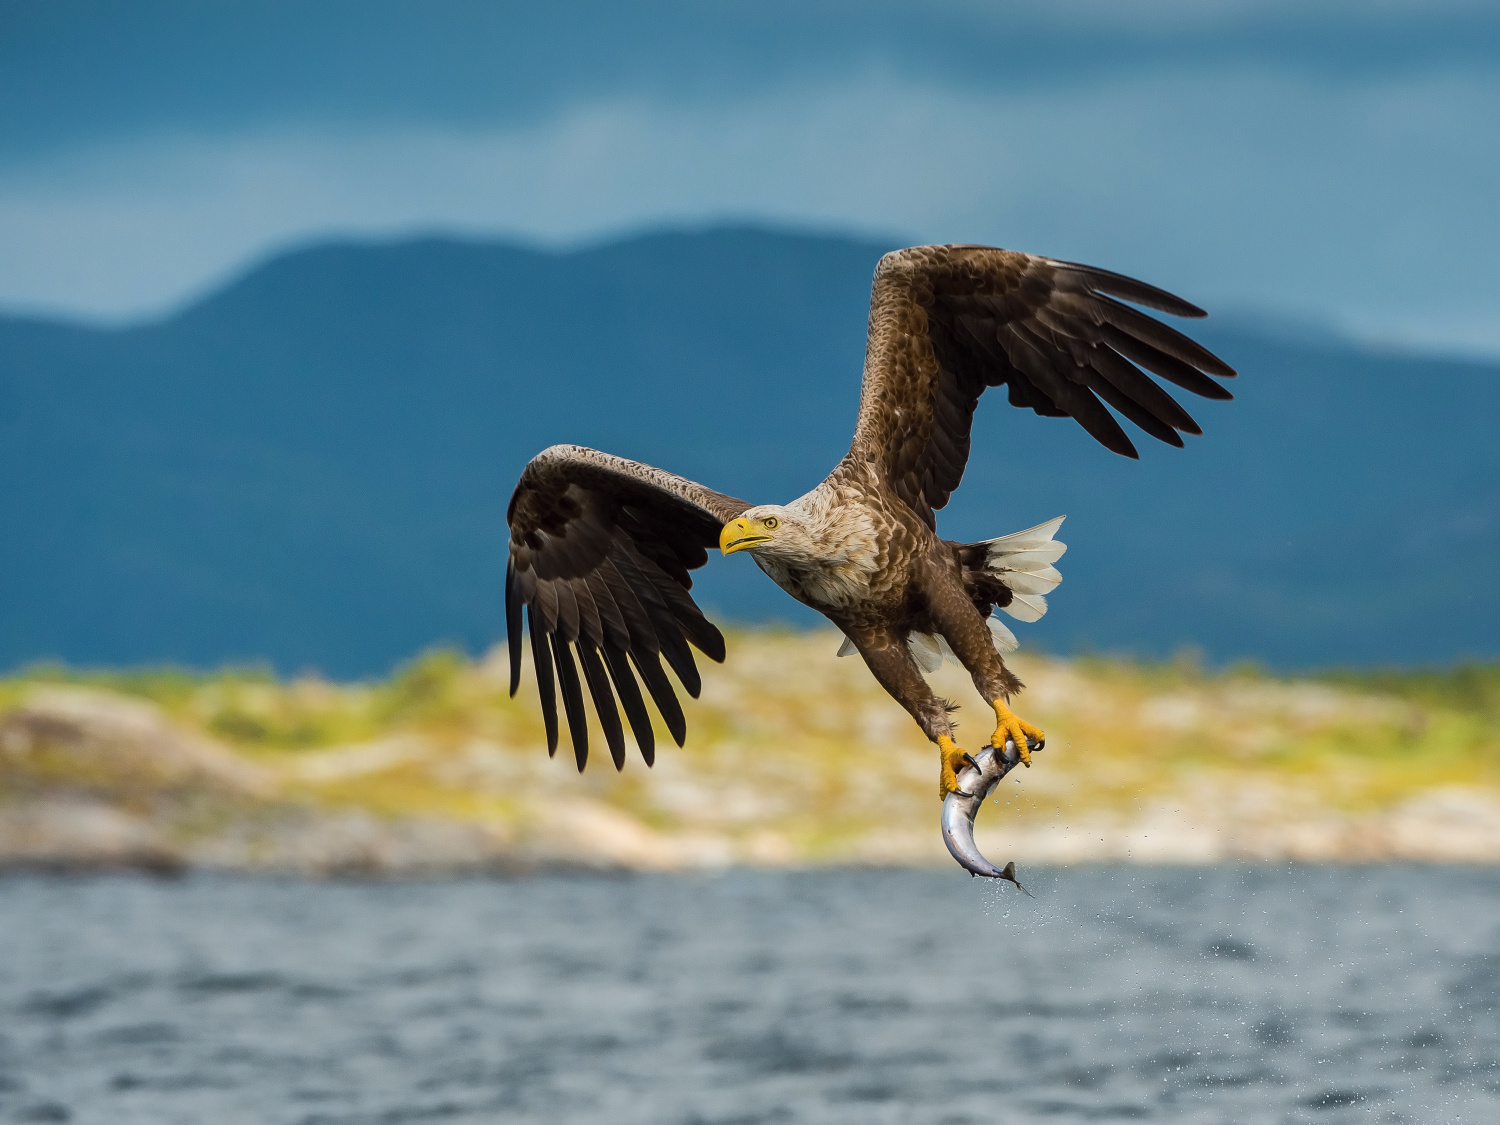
[2,0,1497,163]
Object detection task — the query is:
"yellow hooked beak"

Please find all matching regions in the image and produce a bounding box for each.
[720,517,775,555]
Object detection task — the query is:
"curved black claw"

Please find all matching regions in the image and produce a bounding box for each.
[961,753,980,770]
[990,736,1043,765]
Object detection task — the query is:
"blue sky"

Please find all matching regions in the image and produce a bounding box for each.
[2,0,1497,353]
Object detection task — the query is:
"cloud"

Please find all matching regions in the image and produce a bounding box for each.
[4,1,1497,164]
[0,65,1496,354]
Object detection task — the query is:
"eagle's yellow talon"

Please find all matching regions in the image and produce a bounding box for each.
[991,701,1044,766]
[936,734,971,801]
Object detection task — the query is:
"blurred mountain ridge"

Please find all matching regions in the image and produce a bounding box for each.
[1,226,1495,675]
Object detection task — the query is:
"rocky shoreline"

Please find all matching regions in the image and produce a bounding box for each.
[4,680,1500,877]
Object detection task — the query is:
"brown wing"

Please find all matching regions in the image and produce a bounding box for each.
[849,245,1237,527]
[505,444,750,772]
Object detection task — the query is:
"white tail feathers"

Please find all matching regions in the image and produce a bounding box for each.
[983,515,1066,555]
[978,515,1066,621]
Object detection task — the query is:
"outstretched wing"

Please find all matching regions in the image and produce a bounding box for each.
[505,445,750,771]
[850,245,1236,526]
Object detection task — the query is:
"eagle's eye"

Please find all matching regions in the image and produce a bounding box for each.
[763,516,780,530]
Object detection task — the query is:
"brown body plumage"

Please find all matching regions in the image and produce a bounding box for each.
[505,245,1234,789]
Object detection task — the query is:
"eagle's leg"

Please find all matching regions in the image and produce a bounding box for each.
[842,626,970,800]
[926,582,1046,766]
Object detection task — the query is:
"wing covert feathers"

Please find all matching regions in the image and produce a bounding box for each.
[506,445,749,770]
[849,245,1235,526]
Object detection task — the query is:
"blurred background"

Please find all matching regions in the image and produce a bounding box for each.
[2,3,1500,1122]
[3,0,1498,673]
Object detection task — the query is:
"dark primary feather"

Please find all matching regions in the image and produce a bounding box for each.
[603,643,656,767]
[506,445,748,770]
[848,245,1236,526]
[528,610,558,756]
[577,642,626,770]
[631,648,688,748]
[552,635,588,771]
[505,564,524,696]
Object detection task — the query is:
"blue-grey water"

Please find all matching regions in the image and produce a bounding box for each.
[1,866,1498,1124]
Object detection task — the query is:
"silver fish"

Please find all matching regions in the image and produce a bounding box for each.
[940,737,1043,891]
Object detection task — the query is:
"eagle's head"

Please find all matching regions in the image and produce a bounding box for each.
[718,506,818,562]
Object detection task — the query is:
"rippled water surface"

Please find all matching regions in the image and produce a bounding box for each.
[2,866,1499,1123]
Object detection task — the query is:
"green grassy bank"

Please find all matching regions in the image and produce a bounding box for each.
[3,633,1498,870]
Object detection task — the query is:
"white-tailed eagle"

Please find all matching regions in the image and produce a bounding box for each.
[505,245,1233,797]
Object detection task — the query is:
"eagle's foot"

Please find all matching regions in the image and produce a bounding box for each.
[990,702,1044,767]
[936,735,973,801]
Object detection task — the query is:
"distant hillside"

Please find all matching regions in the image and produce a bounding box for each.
[1,227,1496,675]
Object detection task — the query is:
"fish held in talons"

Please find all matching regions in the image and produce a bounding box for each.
[940,737,1043,889]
